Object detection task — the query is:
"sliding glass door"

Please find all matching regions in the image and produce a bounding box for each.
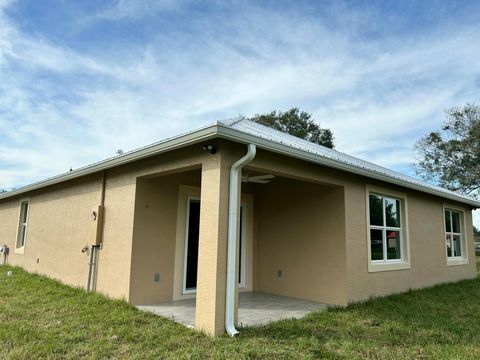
[183,198,245,294]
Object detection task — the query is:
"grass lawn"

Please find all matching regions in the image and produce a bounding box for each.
[1,259,480,359]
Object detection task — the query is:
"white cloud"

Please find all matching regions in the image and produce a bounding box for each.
[0,1,479,229]
[93,0,189,21]
[474,210,480,231]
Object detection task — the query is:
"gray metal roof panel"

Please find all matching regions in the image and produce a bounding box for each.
[218,118,480,207]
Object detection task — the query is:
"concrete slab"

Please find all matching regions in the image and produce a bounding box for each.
[137,291,327,328]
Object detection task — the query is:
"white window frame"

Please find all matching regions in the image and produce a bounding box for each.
[182,196,247,294]
[366,186,410,272]
[15,199,30,254]
[443,204,469,266]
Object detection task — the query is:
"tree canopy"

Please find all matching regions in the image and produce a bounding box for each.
[249,107,335,149]
[415,103,480,198]
[474,225,480,237]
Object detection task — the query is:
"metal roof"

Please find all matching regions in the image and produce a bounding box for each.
[218,119,480,207]
[1,118,479,207]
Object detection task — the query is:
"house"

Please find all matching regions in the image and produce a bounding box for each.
[0,118,478,336]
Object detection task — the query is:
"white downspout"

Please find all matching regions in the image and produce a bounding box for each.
[225,143,256,336]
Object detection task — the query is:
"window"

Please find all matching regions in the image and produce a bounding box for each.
[367,189,409,271]
[444,208,465,261]
[16,201,29,251]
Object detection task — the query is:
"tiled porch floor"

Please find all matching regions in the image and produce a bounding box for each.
[137,291,327,328]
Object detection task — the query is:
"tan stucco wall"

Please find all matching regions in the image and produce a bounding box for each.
[245,148,476,304]
[345,181,477,303]
[95,170,136,300]
[252,177,347,305]
[97,145,217,301]
[0,144,215,301]
[129,168,345,307]
[0,171,140,300]
[0,175,103,289]
[129,171,201,305]
[0,139,476,331]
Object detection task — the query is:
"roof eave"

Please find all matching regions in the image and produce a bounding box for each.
[1,122,478,209]
[216,125,480,208]
[0,124,220,201]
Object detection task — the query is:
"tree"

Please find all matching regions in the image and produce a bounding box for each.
[249,107,335,148]
[474,225,480,237]
[415,103,480,197]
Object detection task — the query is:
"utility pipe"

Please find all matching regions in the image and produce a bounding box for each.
[86,171,106,293]
[225,143,256,336]
[86,245,100,292]
[86,246,95,292]
[98,171,106,245]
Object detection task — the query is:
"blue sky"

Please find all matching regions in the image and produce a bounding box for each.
[0,0,479,226]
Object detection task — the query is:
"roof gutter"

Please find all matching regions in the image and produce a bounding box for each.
[215,125,480,208]
[0,124,219,201]
[1,121,478,209]
[225,143,256,337]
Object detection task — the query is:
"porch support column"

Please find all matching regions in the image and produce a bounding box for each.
[195,151,231,336]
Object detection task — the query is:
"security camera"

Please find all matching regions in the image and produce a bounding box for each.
[202,144,217,154]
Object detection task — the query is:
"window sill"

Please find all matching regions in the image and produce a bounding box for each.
[446,258,468,267]
[368,261,411,273]
[14,247,25,255]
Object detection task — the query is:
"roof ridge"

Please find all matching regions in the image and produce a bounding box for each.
[216,116,245,127]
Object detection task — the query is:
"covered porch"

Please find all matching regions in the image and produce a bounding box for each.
[128,144,347,335]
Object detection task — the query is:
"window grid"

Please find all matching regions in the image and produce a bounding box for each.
[370,193,403,263]
[445,209,463,259]
[17,201,29,249]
